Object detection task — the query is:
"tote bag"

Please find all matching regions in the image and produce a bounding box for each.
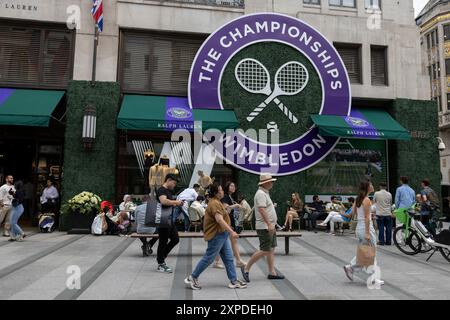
[145,196,173,228]
[356,242,376,267]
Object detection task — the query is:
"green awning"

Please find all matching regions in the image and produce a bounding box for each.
[0,88,65,127]
[310,108,411,141]
[117,95,239,132]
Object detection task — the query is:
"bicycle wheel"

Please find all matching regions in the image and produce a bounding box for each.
[394,226,422,255]
[439,247,450,262]
[420,241,434,253]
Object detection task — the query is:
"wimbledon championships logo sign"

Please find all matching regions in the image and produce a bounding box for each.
[189,13,351,175]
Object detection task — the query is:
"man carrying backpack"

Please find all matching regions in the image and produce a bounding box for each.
[420,179,440,236]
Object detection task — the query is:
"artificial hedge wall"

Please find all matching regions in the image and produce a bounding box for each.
[60,81,121,230]
[220,42,322,221]
[390,99,441,199]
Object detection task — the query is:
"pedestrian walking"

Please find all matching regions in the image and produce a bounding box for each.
[0,175,15,237]
[155,174,182,273]
[184,183,247,290]
[373,183,393,246]
[10,181,25,241]
[221,181,246,267]
[240,174,285,283]
[344,180,384,286]
[395,176,415,210]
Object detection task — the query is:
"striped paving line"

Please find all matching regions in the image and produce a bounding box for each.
[54,237,135,300]
[0,235,85,279]
[0,232,40,247]
[292,238,420,300]
[240,238,308,300]
[170,238,193,300]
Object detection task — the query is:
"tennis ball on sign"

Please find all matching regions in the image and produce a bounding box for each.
[267,122,278,133]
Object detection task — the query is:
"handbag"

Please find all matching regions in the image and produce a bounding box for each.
[356,242,376,267]
[91,215,104,235]
[145,196,173,228]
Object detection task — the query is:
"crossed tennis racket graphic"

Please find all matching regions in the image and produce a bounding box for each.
[234,58,309,124]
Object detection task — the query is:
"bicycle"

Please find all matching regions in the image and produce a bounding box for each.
[393,207,450,262]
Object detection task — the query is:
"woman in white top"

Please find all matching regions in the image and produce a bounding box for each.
[344,180,384,286]
[119,194,136,212]
[40,180,59,213]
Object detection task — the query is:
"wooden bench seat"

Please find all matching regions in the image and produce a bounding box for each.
[129,231,302,255]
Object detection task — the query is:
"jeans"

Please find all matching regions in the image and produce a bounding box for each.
[157,226,179,264]
[192,232,237,283]
[172,206,190,232]
[10,204,24,238]
[376,216,392,245]
[322,212,345,233]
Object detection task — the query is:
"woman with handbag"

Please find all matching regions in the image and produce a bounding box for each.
[344,180,384,286]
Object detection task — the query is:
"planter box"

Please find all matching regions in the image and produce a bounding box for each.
[66,210,97,234]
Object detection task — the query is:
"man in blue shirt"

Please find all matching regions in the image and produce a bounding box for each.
[395,176,416,209]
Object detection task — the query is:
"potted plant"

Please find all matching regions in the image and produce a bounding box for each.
[61,191,102,234]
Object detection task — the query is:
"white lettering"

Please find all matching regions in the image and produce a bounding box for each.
[255,21,269,33]
[244,24,256,37]
[280,153,289,166]
[220,36,232,48]
[208,48,222,61]
[303,144,315,156]
[229,28,243,42]
[288,26,300,38]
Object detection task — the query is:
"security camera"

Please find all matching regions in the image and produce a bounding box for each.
[438,137,446,151]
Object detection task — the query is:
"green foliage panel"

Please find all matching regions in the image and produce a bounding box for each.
[390,99,441,199]
[60,81,121,230]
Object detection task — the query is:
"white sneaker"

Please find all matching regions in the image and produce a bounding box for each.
[376,279,385,286]
[228,280,247,289]
[157,263,173,273]
[344,265,354,281]
[184,275,201,290]
[212,262,225,269]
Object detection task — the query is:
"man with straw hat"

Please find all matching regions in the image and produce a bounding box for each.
[240,174,285,282]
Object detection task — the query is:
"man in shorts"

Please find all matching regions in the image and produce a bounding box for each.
[240,174,284,282]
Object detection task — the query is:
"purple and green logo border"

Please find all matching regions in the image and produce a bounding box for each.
[188,13,352,176]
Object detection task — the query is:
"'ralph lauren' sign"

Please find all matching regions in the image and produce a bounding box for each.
[0,2,38,11]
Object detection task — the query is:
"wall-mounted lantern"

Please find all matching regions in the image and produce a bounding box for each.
[82,104,97,151]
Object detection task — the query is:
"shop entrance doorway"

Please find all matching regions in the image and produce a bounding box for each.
[0,139,63,227]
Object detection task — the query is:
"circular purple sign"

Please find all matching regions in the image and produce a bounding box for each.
[189,13,351,176]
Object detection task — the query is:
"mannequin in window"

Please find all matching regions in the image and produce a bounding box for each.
[144,150,155,194]
[149,155,179,196]
[197,170,215,196]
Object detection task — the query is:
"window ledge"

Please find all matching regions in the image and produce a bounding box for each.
[118,0,245,13]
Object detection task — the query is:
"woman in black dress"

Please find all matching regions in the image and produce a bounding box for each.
[221,182,246,268]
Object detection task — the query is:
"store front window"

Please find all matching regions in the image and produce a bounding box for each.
[304,138,388,201]
[116,132,234,203]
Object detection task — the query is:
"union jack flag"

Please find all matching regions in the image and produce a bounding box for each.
[91,0,104,32]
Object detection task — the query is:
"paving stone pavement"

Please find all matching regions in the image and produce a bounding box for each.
[0,229,449,300]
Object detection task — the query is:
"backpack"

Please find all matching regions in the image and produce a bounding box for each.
[425,188,440,211]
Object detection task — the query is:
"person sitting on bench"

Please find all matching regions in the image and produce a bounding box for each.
[318,197,353,235]
[281,193,303,231]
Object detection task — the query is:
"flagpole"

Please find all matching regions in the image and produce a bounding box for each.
[92,25,99,82]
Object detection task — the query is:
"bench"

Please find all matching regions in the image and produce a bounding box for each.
[129,231,302,255]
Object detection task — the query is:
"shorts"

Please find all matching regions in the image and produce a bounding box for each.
[257,229,277,252]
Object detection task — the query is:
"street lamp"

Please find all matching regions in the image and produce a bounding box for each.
[437,137,446,152]
[82,104,97,151]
